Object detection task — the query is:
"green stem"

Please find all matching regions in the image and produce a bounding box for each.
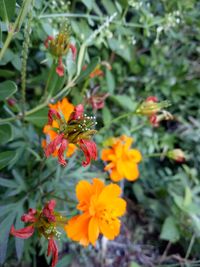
[39,13,160,29]
[0,0,33,60]
[42,60,57,101]
[21,9,33,115]
[185,234,195,260]
[145,153,164,158]
[130,123,146,133]
[99,111,135,134]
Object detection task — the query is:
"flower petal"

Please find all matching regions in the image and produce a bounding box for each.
[10,225,34,239]
[47,238,58,267]
[48,109,61,125]
[58,139,68,166]
[79,139,97,167]
[88,217,99,246]
[45,133,64,157]
[98,183,121,203]
[65,213,90,246]
[99,218,120,240]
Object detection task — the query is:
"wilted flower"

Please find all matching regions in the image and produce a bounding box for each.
[136,96,171,127]
[65,178,126,246]
[101,135,142,182]
[44,24,77,77]
[43,98,97,167]
[167,149,186,163]
[86,86,109,111]
[10,200,66,267]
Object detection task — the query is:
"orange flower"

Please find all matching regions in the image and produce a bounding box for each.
[65,178,126,246]
[43,98,77,160]
[43,98,97,166]
[101,135,142,182]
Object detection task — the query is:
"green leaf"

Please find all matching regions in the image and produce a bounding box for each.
[160,216,180,243]
[25,107,48,127]
[82,0,93,10]
[0,0,16,23]
[0,212,16,264]
[0,151,17,170]
[106,69,115,94]
[56,254,72,267]
[102,105,112,125]
[77,57,100,83]
[0,177,17,188]
[130,262,142,267]
[0,80,17,100]
[0,123,13,143]
[183,186,192,207]
[110,94,135,111]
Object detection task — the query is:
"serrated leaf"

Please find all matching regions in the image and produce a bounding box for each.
[77,57,100,83]
[0,123,13,143]
[160,216,180,243]
[0,80,17,101]
[0,151,17,170]
[25,107,48,127]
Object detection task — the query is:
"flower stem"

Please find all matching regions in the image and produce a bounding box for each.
[0,0,33,60]
[21,9,33,116]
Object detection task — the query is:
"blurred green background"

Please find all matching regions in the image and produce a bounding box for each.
[0,0,200,266]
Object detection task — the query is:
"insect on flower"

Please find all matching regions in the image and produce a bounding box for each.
[65,178,126,246]
[10,200,67,267]
[43,98,97,167]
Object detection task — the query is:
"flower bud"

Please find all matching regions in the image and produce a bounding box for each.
[167,149,186,163]
[136,97,170,116]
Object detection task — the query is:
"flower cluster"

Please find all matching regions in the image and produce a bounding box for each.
[65,178,126,246]
[10,200,66,267]
[43,98,97,167]
[101,135,142,181]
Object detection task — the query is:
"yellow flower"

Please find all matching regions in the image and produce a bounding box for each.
[101,135,142,182]
[65,178,126,246]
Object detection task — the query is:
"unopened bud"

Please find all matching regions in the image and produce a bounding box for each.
[136,97,170,116]
[167,149,186,163]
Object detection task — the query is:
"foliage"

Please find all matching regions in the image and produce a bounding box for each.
[0,0,200,266]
